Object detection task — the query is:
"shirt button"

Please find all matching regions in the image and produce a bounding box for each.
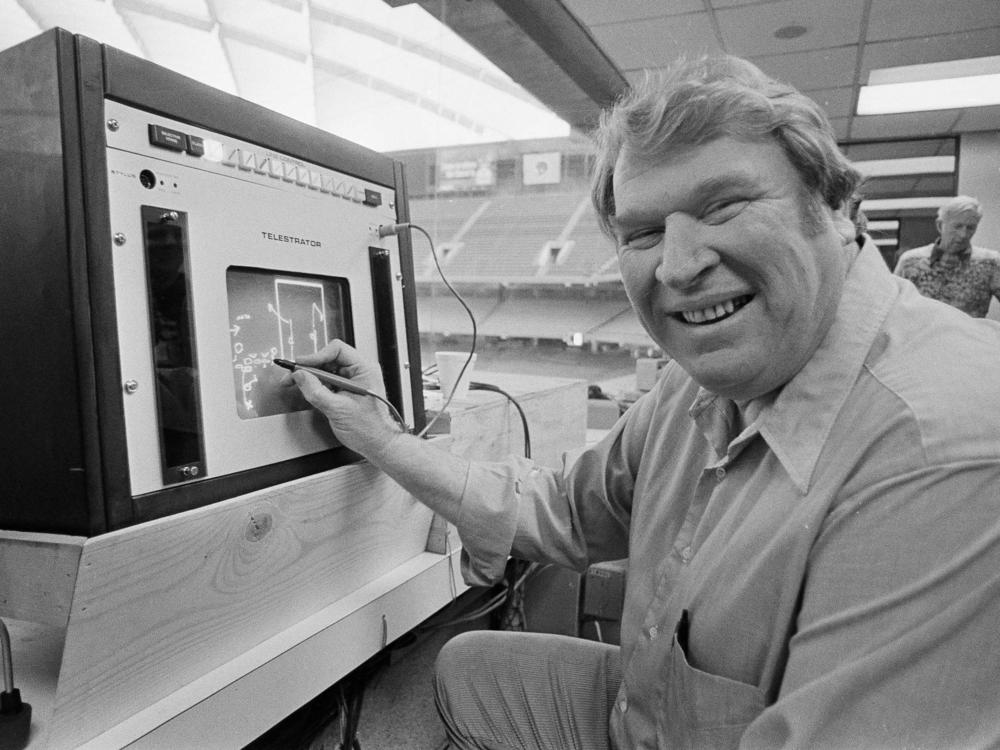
[715,467,726,481]
[648,625,659,639]
[618,698,628,714]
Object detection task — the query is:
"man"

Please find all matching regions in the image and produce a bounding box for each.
[288,56,1000,749]
[894,195,1000,317]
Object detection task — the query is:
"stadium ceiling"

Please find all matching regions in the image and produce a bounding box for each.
[3,1,997,159]
[403,0,1000,145]
[0,0,571,152]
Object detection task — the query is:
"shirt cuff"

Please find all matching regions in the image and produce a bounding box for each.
[455,459,524,586]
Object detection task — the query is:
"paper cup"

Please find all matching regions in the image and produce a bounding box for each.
[436,351,476,401]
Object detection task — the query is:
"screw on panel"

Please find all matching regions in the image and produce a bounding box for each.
[123,379,139,394]
[107,119,120,132]
[113,232,127,246]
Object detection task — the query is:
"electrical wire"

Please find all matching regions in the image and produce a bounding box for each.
[382,222,478,439]
[417,561,544,631]
[369,391,407,433]
[469,381,531,459]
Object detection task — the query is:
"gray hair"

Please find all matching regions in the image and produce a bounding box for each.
[938,195,982,222]
[591,56,861,236]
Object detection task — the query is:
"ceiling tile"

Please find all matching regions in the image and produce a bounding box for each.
[867,0,1000,41]
[954,103,1000,132]
[843,138,956,160]
[861,175,921,197]
[751,46,859,91]
[716,0,865,57]
[849,110,961,140]
[862,28,1000,76]
[562,0,703,26]
[710,0,780,7]
[828,116,851,141]
[911,173,959,196]
[591,12,721,70]
[804,86,855,119]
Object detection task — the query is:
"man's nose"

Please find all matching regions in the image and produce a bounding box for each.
[654,213,719,288]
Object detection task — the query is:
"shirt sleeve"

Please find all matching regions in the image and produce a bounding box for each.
[454,397,647,586]
[892,254,912,276]
[741,459,1000,749]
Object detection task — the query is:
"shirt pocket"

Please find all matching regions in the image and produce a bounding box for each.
[663,631,767,749]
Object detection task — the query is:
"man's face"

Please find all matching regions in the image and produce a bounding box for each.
[937,210,980,256]
[611,136,856,402]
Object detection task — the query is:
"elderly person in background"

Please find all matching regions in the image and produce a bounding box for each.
[894,195,1000,317]
[288,56,1000,749]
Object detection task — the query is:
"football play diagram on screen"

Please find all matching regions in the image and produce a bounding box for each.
[227,268,350,419]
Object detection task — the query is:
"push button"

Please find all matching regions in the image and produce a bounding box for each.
[185,135,205,156]
[148,123,186,151]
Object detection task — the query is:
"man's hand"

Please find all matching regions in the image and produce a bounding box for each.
[283,339,470,523]
[283,339,403,461]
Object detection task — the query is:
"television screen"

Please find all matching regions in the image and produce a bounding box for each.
[226,267,353,419]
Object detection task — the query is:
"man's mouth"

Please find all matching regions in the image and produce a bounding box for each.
[676,294,753,325]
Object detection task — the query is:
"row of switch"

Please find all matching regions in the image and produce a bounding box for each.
[147,121,383,207]
[221,146,383,206]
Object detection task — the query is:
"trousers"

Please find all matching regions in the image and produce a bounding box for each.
[433,630,623,750]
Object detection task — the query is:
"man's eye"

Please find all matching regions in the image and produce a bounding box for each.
[703,199,749,224]
[621,228,663,250]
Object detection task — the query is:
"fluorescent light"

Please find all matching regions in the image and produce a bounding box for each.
[867,220,900,231]
[859,197,951,212]
[853,156,954,177]
[857,56,1000,115]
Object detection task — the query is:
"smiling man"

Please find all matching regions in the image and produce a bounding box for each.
[288,56,1000,749]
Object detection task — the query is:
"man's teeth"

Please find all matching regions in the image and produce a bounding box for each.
[680,296,748,324]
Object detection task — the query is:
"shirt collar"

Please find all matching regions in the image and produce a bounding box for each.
[690,239,898,491]
[930,238,971,265]
[757,239,898,491]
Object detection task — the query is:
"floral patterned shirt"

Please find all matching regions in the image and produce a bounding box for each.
[894,241,1000,317]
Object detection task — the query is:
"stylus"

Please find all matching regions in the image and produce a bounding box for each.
[273,358,371,395]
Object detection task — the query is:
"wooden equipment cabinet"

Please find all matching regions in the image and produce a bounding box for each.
[2,373,586,748]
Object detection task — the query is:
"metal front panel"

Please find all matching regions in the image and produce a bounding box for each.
[104,100,410,496]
